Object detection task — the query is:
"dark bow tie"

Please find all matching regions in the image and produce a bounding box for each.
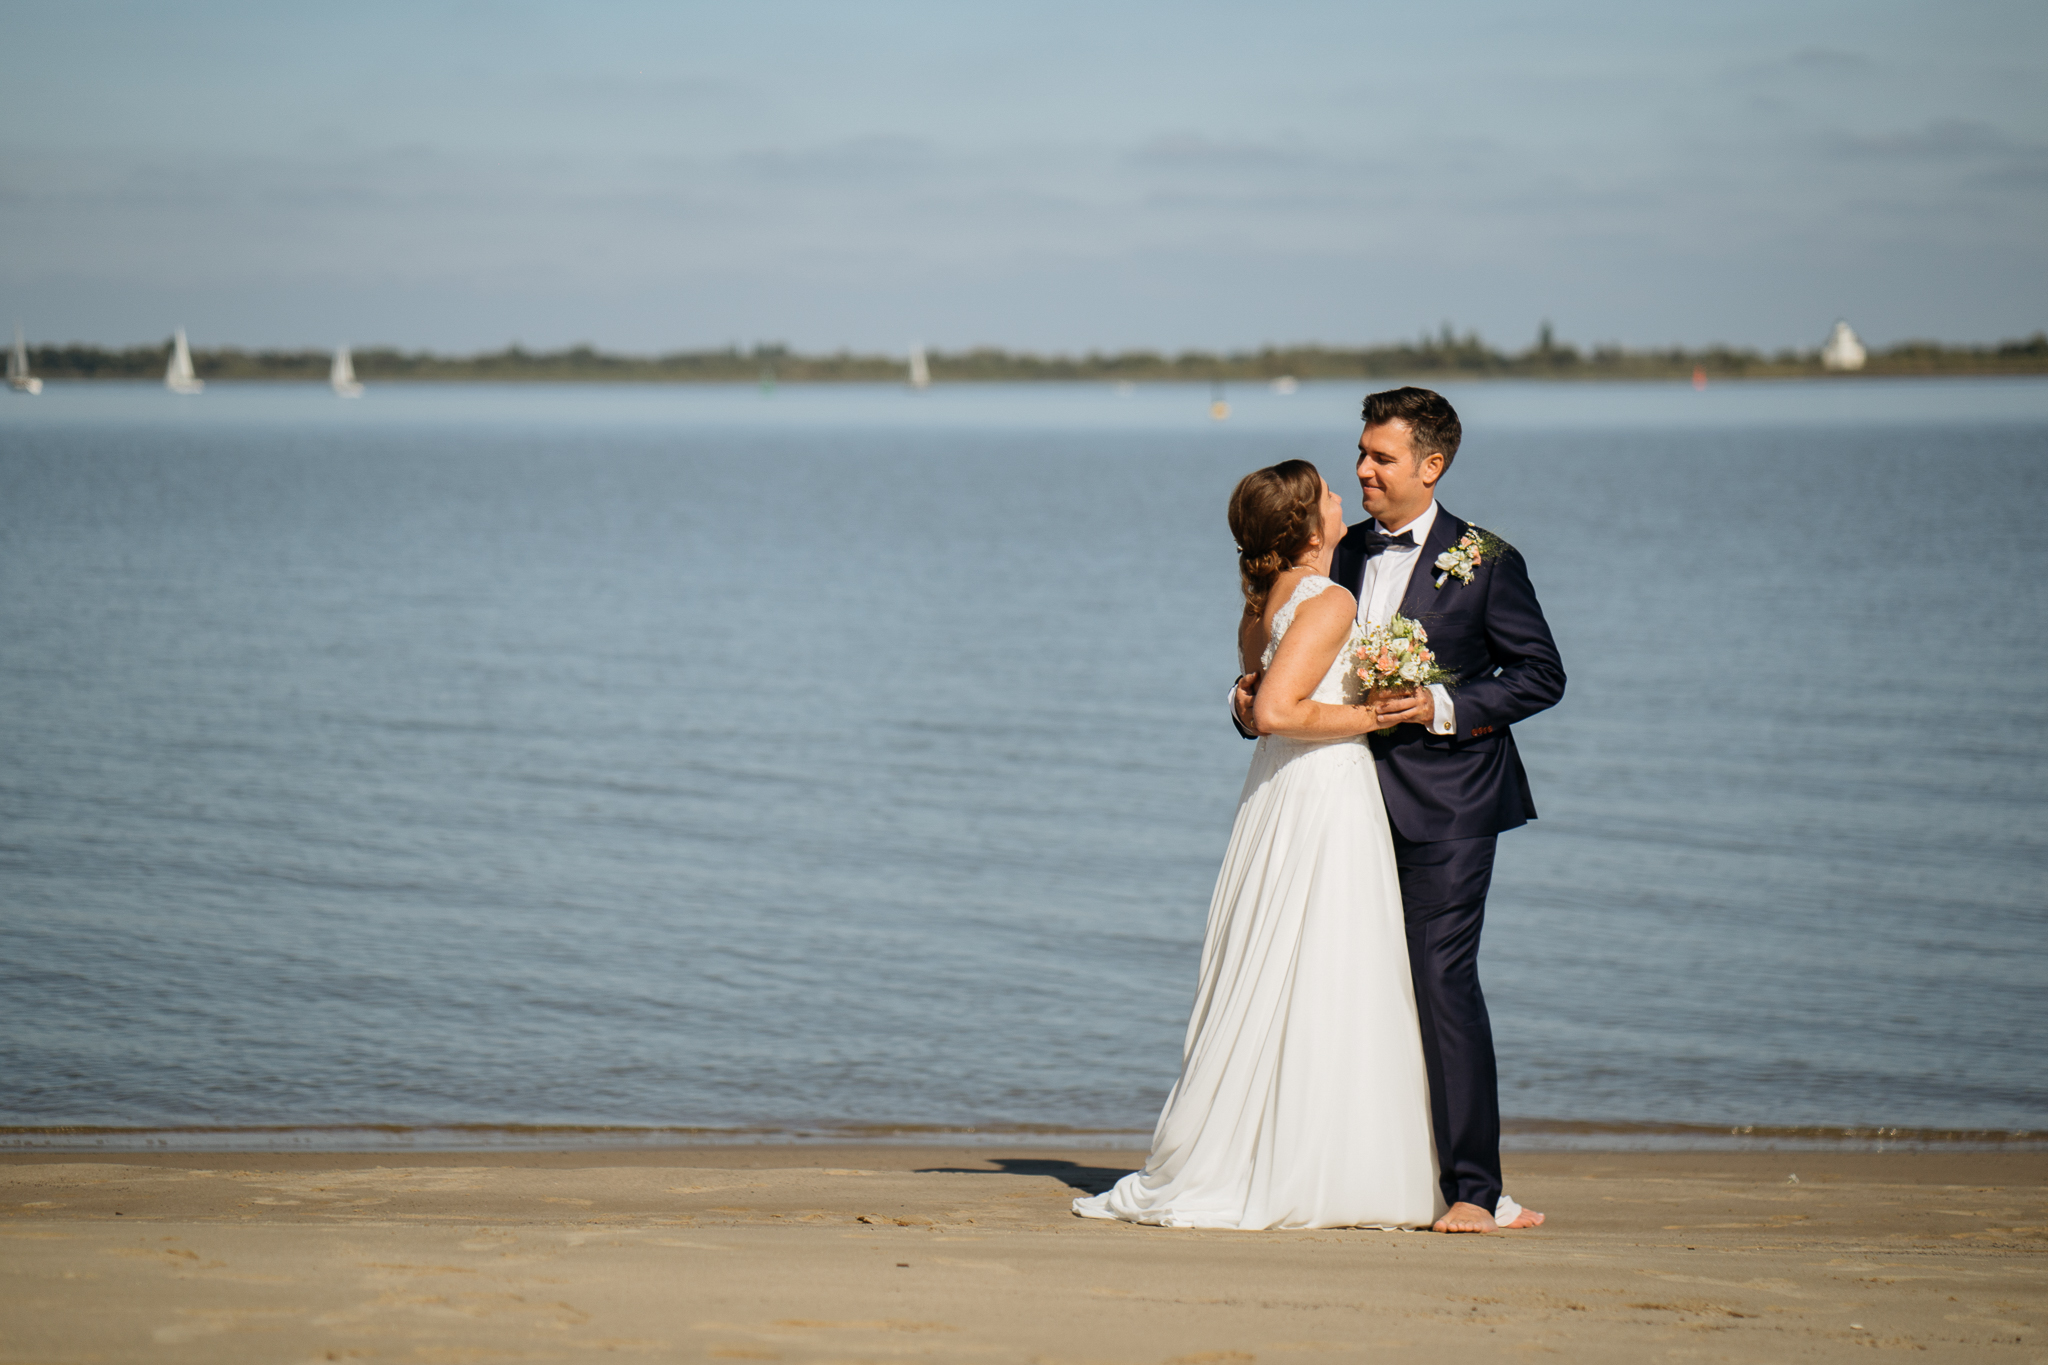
[1360,528,1417,558]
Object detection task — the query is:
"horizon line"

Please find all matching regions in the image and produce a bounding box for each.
[14,330,2048,360]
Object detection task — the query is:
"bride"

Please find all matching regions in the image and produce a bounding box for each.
[1074,459,1441,1230]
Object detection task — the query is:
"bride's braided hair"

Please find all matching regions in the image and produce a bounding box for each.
[1227,459,1324,615]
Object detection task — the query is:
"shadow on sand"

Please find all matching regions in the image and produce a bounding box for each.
[914,1157,1135,1195]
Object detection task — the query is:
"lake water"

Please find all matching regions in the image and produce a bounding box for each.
[3,378,2044,1150]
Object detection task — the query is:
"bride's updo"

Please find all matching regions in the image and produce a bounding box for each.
[1228,459,1324,615]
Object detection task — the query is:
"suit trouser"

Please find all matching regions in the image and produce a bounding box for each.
[1391,830,1502,1212]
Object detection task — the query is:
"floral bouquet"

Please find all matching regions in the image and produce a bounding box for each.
[1351,614,1453,733]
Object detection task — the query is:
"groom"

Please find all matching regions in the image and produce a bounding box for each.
[1235,386,1565,1233]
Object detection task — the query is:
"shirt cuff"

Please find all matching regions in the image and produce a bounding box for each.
[1229,679,1256,739]
[1426,683,1455,735]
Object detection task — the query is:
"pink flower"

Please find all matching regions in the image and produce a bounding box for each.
[1376,650,1397,672]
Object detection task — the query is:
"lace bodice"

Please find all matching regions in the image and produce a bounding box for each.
[1260,575,1356,706]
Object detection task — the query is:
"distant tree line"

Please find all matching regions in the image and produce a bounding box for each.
[18,330,2048,383]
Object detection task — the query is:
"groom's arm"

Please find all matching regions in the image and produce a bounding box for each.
[1447,546,1565,734]
[1230,675,1259,738]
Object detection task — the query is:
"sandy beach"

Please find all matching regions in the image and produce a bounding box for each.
[1,1146,2040,1362]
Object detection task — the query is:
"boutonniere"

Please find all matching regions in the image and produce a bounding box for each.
[1433,529,1506,588]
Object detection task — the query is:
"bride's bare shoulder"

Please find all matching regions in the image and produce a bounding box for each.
[1255,573,1354,643]
[1288,578,1356,624]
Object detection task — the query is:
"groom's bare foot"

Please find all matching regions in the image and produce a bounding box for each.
[1432,1202,1499,1233]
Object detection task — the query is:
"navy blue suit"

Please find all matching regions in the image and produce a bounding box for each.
[1331,506,1565,1211]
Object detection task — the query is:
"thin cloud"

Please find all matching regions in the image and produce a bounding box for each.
[1829,119,2022,159]
[1788,47,1872,73]
[1727,46,1875,84]
[1125,134,1317,171]
[540,72,739,109]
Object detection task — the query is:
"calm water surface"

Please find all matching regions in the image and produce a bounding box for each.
[2,379,2044,1145]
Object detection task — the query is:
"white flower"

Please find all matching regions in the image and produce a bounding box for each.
[1432,528,1504,588]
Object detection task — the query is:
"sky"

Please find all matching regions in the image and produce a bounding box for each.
[1,0,2043,354]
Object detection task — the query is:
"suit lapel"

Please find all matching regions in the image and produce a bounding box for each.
[1399,506,1467,620]
[1333,521,1372,598]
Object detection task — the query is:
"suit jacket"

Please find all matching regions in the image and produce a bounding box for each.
[1330,507,1565,843]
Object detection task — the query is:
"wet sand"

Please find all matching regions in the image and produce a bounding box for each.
[2,1147,2041,1362]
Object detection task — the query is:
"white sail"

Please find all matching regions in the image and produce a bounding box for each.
[907,343,930,390]
[1820,320,1867,372]
[330,345,363,397]
[8,324,40,394]
[165,328,204,394]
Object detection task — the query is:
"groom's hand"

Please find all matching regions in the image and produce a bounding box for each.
[1374,686,1434,728]
[1232,673,1261,732]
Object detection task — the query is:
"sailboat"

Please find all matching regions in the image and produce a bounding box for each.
[330,345,364,398]
[907,343,931,390]
[1820,320,1867,372]
[165,328,204,394]
[7,325,41,394]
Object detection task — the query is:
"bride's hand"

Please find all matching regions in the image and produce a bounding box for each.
[1373,686,1434,729]
[1368,686,1416,729]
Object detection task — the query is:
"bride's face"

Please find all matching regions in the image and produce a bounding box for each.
[1315,477,1346,552]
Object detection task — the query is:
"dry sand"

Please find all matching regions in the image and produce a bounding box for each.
[1,1146,2041,1363]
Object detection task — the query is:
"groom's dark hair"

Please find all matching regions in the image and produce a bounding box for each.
[1362,387,1462,470]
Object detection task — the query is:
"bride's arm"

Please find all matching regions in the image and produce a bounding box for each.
[1249,589,1380,739]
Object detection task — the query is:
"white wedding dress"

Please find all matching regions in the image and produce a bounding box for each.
[1074,576,1443,1230]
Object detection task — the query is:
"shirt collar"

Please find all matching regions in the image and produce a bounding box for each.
[1373,499,1439,549]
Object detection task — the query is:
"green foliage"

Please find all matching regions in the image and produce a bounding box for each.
[17,331,2048,383]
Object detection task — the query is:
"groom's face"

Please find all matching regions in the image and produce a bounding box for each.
[1356,420,1445,528]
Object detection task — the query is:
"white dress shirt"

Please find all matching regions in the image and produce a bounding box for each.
[1357,500,1457,736]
